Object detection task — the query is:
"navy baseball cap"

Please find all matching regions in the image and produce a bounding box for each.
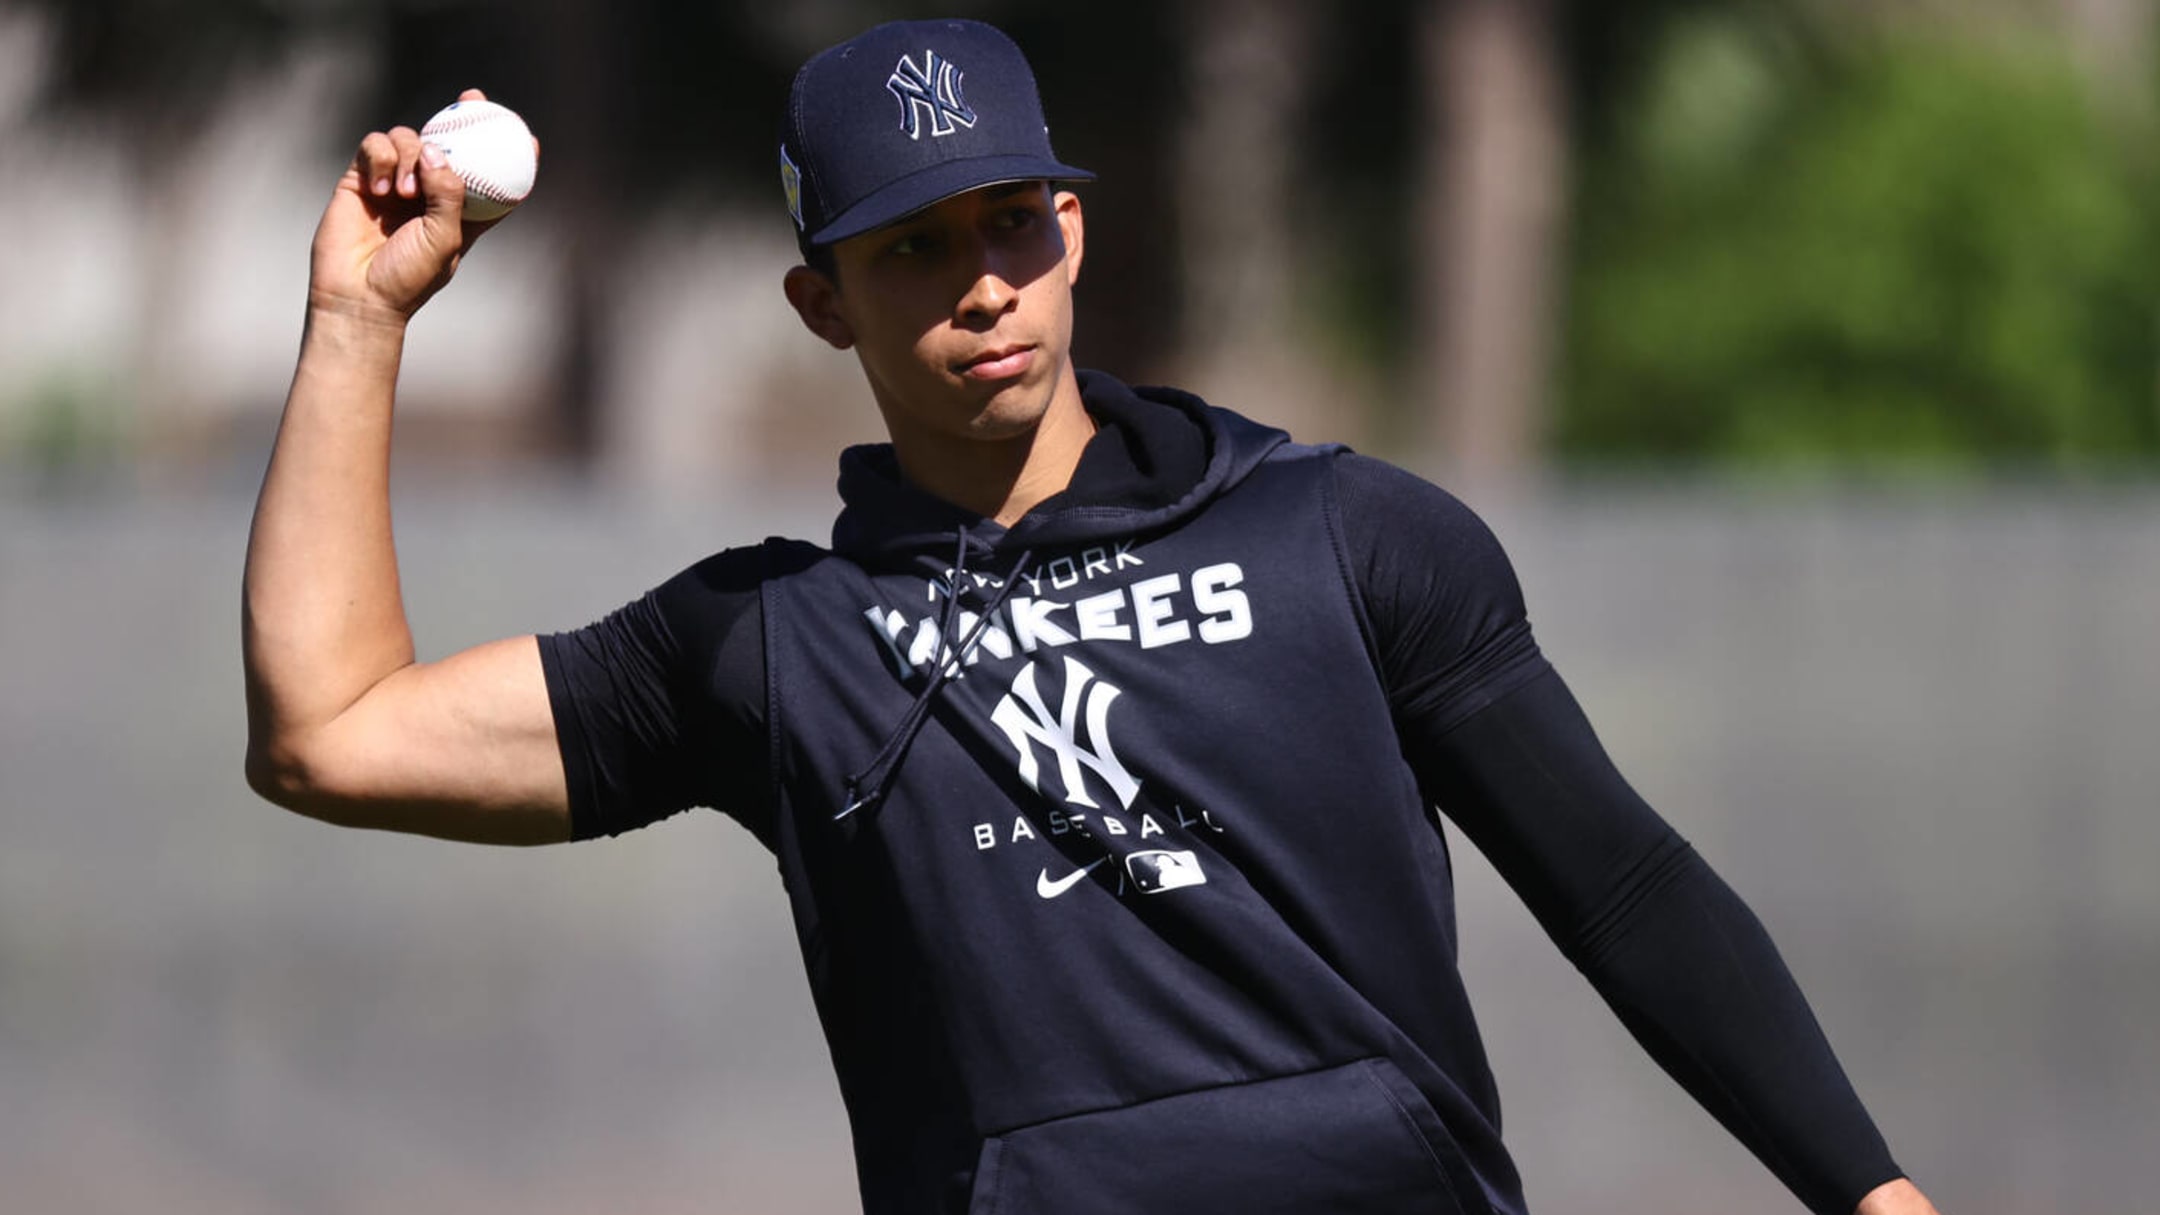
[779,18,1094,248]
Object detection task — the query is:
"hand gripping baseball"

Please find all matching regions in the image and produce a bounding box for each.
[308,88,536,323]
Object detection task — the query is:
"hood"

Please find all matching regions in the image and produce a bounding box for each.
[825,370,1294,821]
[829,369,1292,568]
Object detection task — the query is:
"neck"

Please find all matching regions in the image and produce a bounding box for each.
[885,368,1095,527]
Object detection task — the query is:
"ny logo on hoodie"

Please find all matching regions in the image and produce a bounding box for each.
[990,656,1140,810]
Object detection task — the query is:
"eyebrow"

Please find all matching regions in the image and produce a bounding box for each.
[876,182,1047,239]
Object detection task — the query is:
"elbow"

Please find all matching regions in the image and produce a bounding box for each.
[244,732,415,834]
[244,735,354,825]
[245,736,313,810]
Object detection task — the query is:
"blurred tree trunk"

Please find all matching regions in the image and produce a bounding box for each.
[2062,0,2156,101]
[132,130,193,455]
[1416,0,1566,484]
[1172,0,1339,438]
[534,0,620,467]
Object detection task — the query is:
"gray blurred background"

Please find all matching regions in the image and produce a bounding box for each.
[3,1,2157,1212]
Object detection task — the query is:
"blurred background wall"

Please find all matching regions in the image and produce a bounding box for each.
[2,1,2156,1212]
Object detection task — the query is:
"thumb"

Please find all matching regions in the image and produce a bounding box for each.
[415,142,472,250]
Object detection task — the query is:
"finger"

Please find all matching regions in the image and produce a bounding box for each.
[459,86,487,102]
[386,125,424,198]
[358,131,398,197]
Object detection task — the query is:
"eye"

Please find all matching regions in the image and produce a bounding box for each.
[887,230,940,257]
[993,205,1038,230]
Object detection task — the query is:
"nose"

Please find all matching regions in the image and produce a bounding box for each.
[954,241,1018,328]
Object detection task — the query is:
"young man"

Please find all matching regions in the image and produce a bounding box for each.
[245,17,1944,1215]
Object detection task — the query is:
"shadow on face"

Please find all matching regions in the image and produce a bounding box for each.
[784,182,1081,353]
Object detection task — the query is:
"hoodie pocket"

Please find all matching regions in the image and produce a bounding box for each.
[965,1058,1488,1215]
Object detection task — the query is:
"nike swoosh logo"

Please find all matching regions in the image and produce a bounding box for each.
[1036,857,1108,899]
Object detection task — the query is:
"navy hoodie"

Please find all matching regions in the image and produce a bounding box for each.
[763,378,1524,1214]
[541,371,1903,1215]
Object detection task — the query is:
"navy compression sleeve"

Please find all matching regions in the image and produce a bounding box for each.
[1333,453,1903,1215]
[537,546,770,842]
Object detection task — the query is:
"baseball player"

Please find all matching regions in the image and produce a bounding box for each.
[243,17,1945,1215]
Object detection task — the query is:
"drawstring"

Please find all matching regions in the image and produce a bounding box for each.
[838,529,1034,820]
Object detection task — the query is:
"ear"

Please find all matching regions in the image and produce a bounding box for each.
[1054,189,1084,288]
[783,264,855,350]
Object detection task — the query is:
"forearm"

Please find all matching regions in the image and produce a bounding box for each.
[1566,841,1902,1214]
[243,302,415,780]
[1410,670,1904,1213]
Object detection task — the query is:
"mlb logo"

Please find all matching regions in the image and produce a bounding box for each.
[1127,850,1206,894]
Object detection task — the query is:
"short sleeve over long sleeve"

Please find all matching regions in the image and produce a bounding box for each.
[536,545,772,844]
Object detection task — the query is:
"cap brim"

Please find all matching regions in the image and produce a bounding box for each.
[808,154,1096,246]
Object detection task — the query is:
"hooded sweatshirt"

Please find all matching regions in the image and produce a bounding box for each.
[540,371,1901,1215]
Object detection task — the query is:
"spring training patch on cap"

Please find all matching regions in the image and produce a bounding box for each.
[887,50,977,140]
[780,144,804,230]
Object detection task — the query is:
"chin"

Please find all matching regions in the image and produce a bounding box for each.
[960,377,1058,438]
[962,401,1051,442]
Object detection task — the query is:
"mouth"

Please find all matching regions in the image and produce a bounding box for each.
[955,344,1037,381]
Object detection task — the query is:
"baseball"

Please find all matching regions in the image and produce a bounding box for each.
[420,98,536,221]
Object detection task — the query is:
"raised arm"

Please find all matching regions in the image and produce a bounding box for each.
[243,91,569,845]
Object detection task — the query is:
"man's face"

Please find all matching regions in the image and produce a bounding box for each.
[788,181,1085,448]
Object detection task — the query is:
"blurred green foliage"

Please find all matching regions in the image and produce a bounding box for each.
[1561,18,2160,469]
[6,368,127,473]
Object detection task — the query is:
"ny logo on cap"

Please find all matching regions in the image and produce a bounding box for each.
[887,50,978,140]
